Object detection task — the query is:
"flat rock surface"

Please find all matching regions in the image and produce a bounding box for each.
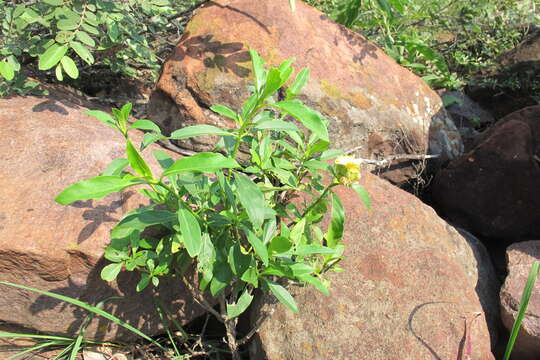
[0,93,205,341]
[250,171,497,360]
[148,0,462,186]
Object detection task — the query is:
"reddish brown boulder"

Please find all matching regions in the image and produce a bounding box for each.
[249,172,498,360]
[148,0,462,185]
[500,241,540,360]
[0,93,205,341]
[431,106,540,241]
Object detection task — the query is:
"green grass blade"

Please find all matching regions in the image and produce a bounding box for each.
[69,333,83,360]
[53,343,75,360]
[0,281,164,351]
[5,341,67,360]
[503,261,540,360]
[0,332,73,341]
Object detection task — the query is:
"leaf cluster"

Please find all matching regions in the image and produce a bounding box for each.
[56,50,369,318]
[307,0,538,89]
[0,0,201,96]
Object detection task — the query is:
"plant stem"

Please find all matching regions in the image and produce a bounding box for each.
[219,293,241,360]
[300,183,337,218]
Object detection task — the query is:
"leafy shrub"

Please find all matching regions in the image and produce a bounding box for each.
[0,0,202,96]
[308,0,538,89]
[55,50,369,359]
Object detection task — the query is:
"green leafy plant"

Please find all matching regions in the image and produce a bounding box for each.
[0,0,202,96]
[503,261,540,360]
[308,0,537,89]
[55,50,369,359]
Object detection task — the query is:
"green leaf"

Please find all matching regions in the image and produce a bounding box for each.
[130,119,161,133]
[211,260,233,296]
[70,41,94,65]
[227,289,254,319]
[261,68,283,100]
[112,209,176,239]
[60,55,79,79]
[85,110,117,130]
[55,64,63,81]
[245,229,269,266]
[43,0,64,5]
[177,208,202,257]
[126,139,153,178]
[228,244,252,276]
[241,266,258,287]
[298,275,329,295]
[272,100,329,141]
[169,124,230,140]
[268,236,292,254]
[163,152,240,176]
[55,176,143,205]
[0,61,15,81]
[249,48,265,93]
[264,279,298,314]
[326,192,344,248]
[136,273,151,292]
[254,120,299,132]
[287,68,310,97]
[503,261,540,360]
[141,133,166,151]
[38,44,68,70]
[351,183,371,210]
[101,263,122,281]
[234,173,266,229]
[102,158,129,176]
[57,19,79,31]
[153,150,174,170]
[295,244,335,256]
[75,31,95,47]
[210,104,239,123]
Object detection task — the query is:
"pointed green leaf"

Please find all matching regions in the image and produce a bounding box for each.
[234,173,266,229]
[254,120,299,132]
[272,100,329,141]
[55,63,63,81]
[249,48,265,93]
[326,192,344,248]
[245,229,269,265]
[351,183,371,210]
[210,104,239,123]
[130,119,161,133]
[228,244,252,276]
[264,279,298,314]
[0,61,15,81]
[169,124,231,140]
[85,110,117,130]
[75,31,95,47]
[60,55,79,79]
[163,152,240,176]
[102,158,129,176]
[177,208,201,257]
[70,41,94,65]
[38,44,68,70]
[287,68,310,97]
[55,176,143,205]
[227,289,254,319]
[126,139,153,178]
[101,262,122,281]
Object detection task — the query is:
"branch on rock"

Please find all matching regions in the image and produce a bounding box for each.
[345,146,439,168]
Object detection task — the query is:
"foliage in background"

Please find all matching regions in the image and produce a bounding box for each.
[307,0,538,89]
[0,0,202,96]
[55,50,369,359]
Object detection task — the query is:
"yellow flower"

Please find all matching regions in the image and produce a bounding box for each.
[334,156,361,185]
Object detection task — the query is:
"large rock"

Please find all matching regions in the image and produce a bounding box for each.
[500,241,540,360]
[431,106,540,241]
[148,0,462,185]
[0,93,205,341]
[250,172,498,360]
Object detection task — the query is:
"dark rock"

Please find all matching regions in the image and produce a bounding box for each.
[431,106,540,241]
